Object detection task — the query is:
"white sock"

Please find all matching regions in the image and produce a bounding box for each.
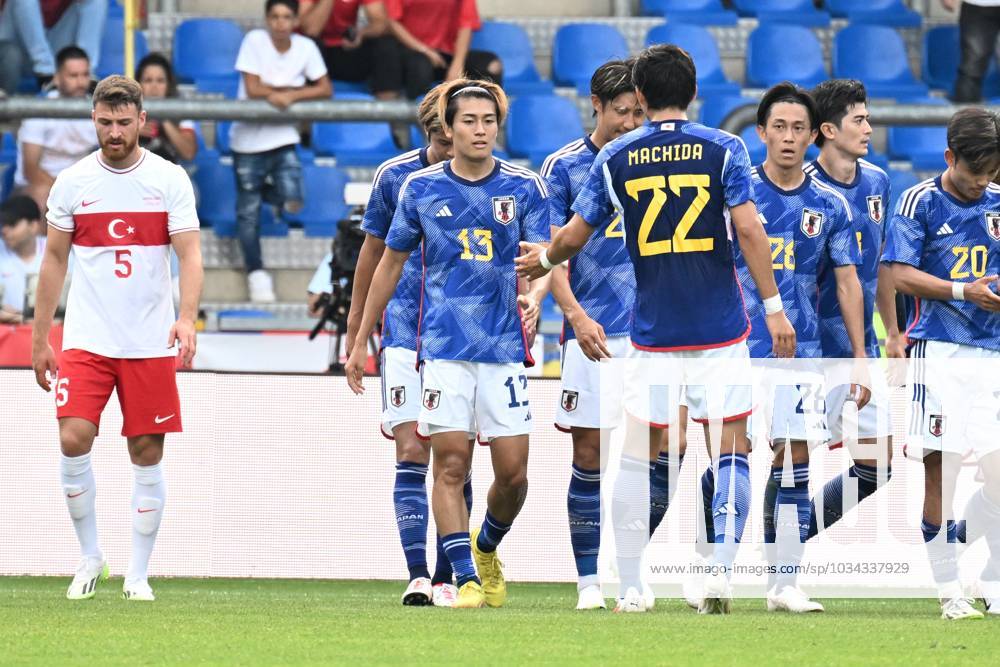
[61,453,101,559]
[127,463,166,586]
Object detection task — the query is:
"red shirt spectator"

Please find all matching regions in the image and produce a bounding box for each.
[41,0,75,28]
[385,0,480,54]
[301,0,382,48]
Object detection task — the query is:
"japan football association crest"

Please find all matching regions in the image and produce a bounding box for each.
[422,389,441,410]
[492,196,516,225]
[561,390,579,413]
[390,386,406,408]
[929,414,946,437]
[866,195,884,224]
[986,212,1000,241]
[801,209,824,238]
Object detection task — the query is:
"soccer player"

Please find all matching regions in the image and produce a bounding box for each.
[345,83,472,607]
[883,107,1000,620]
[541,59,651,610]
[30,75,202,602]
[346,80,549,609]
[518,44,796,614]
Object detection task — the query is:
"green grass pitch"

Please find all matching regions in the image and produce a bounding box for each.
[1,577,997,665]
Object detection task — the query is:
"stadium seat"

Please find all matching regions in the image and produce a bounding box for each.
[330,80,371,95]
[173,19,244,83]
[833,25,929,100]
[472,22,554,95]
[825,0,921,27]
[645,24,740,97]
[311,93,398,166]
[746,25,827,88]
[286,165,351,237]
[888,124,947,170]
[732,0,830,26]
[505,95,585,166]
[96,17,149,79]
[639,0,738,25]
[923,25,1000,97]
[863,151,891,172]
[216,121,232,154]
[0,162,12,203]
[193,157,237,233]
[887,168,921,205]
[196,74,241,98]
[552,24,630,95]
[697,95,756,131]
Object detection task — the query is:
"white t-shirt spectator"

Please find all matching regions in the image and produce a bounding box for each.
[14,91,98,186]
[0,237,45,311]
[229,30,328,154]
[308,252,334,294]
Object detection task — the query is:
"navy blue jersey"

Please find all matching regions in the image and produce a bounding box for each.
[804,158,891,358]
[737,168,859,358]
[362,148,429,350]
[386,159,551,364]
[571,120,755,351]
[541,136,635,342]
[882,177,1000,351]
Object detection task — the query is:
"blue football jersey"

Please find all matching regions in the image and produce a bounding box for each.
[571,120,755,350]
[362,148,430,350]
[541,136,635,343]
[804,158,891,358]
[737,167,859,358]
[386,159,551,364]
[882,177,1000,351]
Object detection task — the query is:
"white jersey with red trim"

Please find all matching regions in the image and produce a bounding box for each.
[46,149,199,359]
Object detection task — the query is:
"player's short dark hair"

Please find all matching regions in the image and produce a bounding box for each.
[590,58,635,106]
[811,79,868,147]
[266,0,299,14]
[756,81,818,130]
[56,46,89,70]
[0,195,41,226]
[135,52,179,98]
[93,75,144,112]
[631,44,696,111]
[437,78,509,128]
[947,107,1000,174]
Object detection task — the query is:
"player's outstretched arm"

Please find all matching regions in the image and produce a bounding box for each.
[875,262,905,358]
[170,231,203,368]
[730,201,796,357]
[833,264,872,409]
[346,233,387,352]
[889,262,1000,312]
[31,228,72,391]
[345,248,408,394]
[549,259,610,361]
[516,213,594,280]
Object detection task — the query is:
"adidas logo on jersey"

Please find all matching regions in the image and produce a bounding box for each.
[436,205,453,217]
[936,223,954,235]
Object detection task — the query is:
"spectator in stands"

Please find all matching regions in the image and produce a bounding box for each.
[0,0,107,95]
[298,0,400,99]
[944,0,1000,102]
[14,46,96,212]
[135,53,198,163]
[383,0,501,99]
[230,0,332,303]
[0,195,45,323]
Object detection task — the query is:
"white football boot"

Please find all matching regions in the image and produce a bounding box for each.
[614,586,648,613]
[432,583,458,607]
[698,572,732,615]
[766,585,824,613]
[683,555,707,610]
[401,576,433,606]
[576,584,607,610]
[122,580,156,601]
[66,556,108,600]
[940,597,985,620]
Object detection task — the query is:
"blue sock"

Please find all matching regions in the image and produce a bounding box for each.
[773,463,811,589]
[762,472,779,589]
[649,453,684,537]
[922,519,959,591]
[394,461,430,581]
[432,474,474,585]
[441,532,479,587]
[476,511,512,554]
[711,453,751,572]
[568,464,601,588]
[808,463,890,538]
[697,466,715,558]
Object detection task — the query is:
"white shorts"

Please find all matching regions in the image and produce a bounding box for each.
[417,359,532,442]
[623,340,753,427]
[824,360,893,448]
[379,346,422,438]
[556,336,632,431]
[908,340,1000,457]
[748,368,830,447]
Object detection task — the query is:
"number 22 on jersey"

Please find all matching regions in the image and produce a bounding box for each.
[625,174,713,256]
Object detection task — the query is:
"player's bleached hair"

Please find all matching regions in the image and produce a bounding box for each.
[417,82,450,138]
[437,78,509,129]
[811,79,868,147]
[93,75,143,112]
[590,58,636,106]
[756,81,818,130]
[947,107,1000,174]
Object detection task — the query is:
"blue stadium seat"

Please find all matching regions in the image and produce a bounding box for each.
[331,80,370,95]
[286,165,351,237]
[193,158,237,233]
[196,74,241,98]
[472,22,554,95]
[505,95,585,166]
[552,24,630,95]
[732,0,830,26]
[746,25,827,88]
[1,132,14,159]
[311,93,398,166]
[887,168,921,206]
[833,25,929,100]
[697,95,756,130]
[888,125,947,170]
[826,0,921,27]
[96,17,149,79]
[173,19,244,83]
[645,24,740,97]
[215,121,232,154]
[640,0,738,25]
[0,162,13,203]
[923,25,1000,97]
[863,151,890,172]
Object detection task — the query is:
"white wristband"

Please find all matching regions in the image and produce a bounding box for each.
[763,294,784,315]
[952,281,966,301]
[539,248,554,271]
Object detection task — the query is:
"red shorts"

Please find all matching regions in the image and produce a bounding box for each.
[55,349,182,437]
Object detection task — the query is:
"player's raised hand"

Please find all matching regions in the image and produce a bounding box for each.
[961,275,1000,312]
[31,342,58,391]
[765,311,796,358]
[345,344,367,395]
[168,318,198,368]
[572,314,611,361]
[515,242,552,281]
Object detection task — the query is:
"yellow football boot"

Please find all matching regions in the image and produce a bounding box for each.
[471,527,507,607]
[453,581,486,608]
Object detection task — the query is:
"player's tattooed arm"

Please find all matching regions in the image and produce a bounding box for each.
[516,213,594,280]
[31,228,73,391]
[346,234,387,352]
[888,262,1000,312]
[346,248,409,394]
